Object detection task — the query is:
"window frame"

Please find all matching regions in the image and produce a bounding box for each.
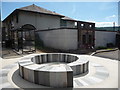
[60,19,67,27]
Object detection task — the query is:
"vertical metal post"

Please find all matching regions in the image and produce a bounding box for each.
[34,29,36,52]
[22,29,23,54]
[77,21,82,49]
[113,22,115,31]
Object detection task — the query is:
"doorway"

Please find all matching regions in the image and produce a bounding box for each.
[11,24,36,54]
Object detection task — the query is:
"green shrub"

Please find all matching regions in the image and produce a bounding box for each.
[106,43,114,48]
[96,46,107,50]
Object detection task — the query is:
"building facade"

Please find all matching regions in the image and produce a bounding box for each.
[2,4,95,52]
[95,30,117,48]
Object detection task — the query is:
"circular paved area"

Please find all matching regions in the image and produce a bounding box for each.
[18,53,89,87]
[0,54,118,88]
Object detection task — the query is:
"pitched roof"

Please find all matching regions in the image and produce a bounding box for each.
[3,4,95,24]
[18,4,64,17]
[61,16,78,21]
[3,4,64,22]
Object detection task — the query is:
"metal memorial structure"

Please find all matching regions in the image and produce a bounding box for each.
[10,24,36,53]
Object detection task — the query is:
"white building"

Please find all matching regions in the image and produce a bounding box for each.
[3,4,117,52]
[95,30,117,48]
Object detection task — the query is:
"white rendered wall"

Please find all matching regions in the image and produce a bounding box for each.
[19,11,60,30]
[4,11,76,31]
[37,29,78,50]
[95,31,117,47]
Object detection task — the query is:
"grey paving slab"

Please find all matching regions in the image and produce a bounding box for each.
[95,72,109,79]
[0,72,7,77]
[25,64,40,70]
[95,67,108,73]
[77,79,89,86]
[74,79,83,86]
[1,77,8,83]
[82,77,97,85]
[18,61,31,64]
[88,76,103,83]
[1,82,12,88]
[3,64,17,69]
[91,63,102,67]
[94,73,108,80]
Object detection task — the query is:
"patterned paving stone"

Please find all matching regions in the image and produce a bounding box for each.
[77,79,89,86]
[87,76,102,83]
[0,62,18,89]
[74,79,83,86]
[94,72,109,79]
[91,63,102,67]
[3,64,17,69]
[0,72,7,77]
[82,77,97,85]
[73,81,78,87]
[0,69,10,77]
[1,82,11,88]
[72,62,109,87]
[1,77,8,84]
[0,58,110,88]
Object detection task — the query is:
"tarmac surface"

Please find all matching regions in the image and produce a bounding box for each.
[94,50,119,60]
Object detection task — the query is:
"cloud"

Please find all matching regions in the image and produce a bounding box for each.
[105,15,116,21]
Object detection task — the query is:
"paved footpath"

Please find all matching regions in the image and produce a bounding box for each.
[73,62,109,87]
[0,62,17,88]
[0,54,118,88]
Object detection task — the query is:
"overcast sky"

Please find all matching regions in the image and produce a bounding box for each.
[2,2,118,27]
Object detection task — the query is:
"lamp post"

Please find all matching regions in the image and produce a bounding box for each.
[113,22,115,31]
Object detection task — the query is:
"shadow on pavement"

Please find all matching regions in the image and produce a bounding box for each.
[12,69,49,88]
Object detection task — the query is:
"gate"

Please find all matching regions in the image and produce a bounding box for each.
[11,24,36,53]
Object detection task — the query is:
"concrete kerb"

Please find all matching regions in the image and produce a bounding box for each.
[90,48,118,56]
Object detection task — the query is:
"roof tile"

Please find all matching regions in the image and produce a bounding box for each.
[18,4,64,17]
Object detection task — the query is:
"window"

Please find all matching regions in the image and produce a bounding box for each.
[89,25,92,28]
[75,22,77,26]
[81,24,84,28]
[88,35,92,44]
[81,24,84,27]
[60,19,67,27]
[82,35,86,44]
